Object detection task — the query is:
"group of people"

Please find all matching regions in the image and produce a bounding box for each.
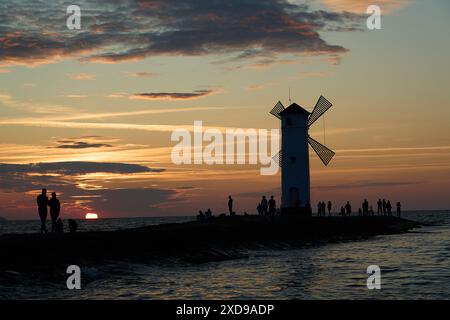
[376,199,400,216]
[196,195,403,220]
[338,201,353,216]
[257,195,277,216]
[317,201,332,216]
[197,208,214,221]
[37,188,62,233]
[197,195,278,221]
[337,199,401,217]
[319,199,402,217]
[37,188,78,233]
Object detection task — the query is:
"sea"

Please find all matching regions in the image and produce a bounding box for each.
[0,211,449,300]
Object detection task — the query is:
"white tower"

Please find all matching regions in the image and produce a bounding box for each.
[270,96,335,214]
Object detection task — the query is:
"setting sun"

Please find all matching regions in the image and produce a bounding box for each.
[85,213,99,220]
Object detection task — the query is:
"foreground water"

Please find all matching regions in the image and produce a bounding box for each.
[1,211,449,299]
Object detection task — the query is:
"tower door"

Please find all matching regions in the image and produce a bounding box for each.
[289,187,300,207]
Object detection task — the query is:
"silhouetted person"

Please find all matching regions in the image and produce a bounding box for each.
[268,195,276,216]
[397,202,401,217]
[205,208,212,219]
[362,199,369,216]
[37,188,48,234]
[68,219,78,233]
[317,202,322,216]
[358,208,362,216]
[345,201,352,216]
[55,218,64,233]
[228,196,233,215]
[382,199,387,215]
[377,199,383,215]
[257,203,262,215]
[321,202,326,217]
[386,200,392,215]
[327,201,332,216]
[48,192,61,233]
[340,206,345,216]
[197,210,205,221]
[261,196,268,215]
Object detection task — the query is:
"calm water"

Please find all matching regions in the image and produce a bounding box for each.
[1,211,449,299]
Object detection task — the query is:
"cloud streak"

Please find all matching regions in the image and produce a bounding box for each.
[0,161,162,175]
[130,90,215,101]
[67,73,96,81]
[320,0,410,14]
[54,141,113,149]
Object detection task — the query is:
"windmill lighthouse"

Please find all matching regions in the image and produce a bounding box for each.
[270,96,335,214]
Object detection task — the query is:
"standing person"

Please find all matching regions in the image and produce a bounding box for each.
[345,201,352,216]
[387,200,392,215]
[48,192,61,233]
[321,202,326,217]
[268,195,276,216]
[317,202,322,216]
[377,199,383,215]
[340,206,345,216]
[382,199,387,215]
[327,201,332,216]
[363,199,369,216]
[396,202,401,217]
[36,188,48,234]
[228,195,233,215]
[257,203,262,215]
[261,196,268,215]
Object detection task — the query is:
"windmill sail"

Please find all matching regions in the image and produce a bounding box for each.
[308,95,332,127]
[308,136,335,166]
[272,149,282,167]
[270,101,285,119]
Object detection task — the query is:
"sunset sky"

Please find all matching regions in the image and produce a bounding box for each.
[1,0,449,219]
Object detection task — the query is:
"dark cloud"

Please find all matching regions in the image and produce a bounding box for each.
[54,141,113,149]
[130,90,213,100]
[0,161,163,175]
[129,71,158,77]
[0,0,363,67]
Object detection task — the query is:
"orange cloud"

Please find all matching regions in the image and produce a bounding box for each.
[67,73,96,80]
[321,0,410,14]
[64,94,88,98]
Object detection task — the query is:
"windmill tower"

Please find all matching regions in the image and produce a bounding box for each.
[270,96,335,214]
